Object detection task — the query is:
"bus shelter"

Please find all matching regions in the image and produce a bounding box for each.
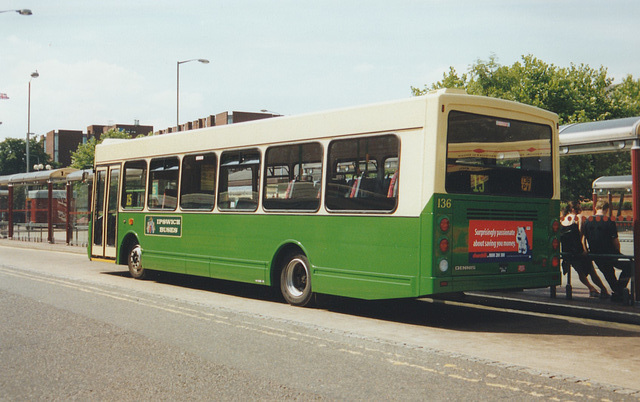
[592,175,633,230]
[0,168,92,245]
[559,116,640,302]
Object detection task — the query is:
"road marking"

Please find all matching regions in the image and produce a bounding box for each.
[1,265,636,399]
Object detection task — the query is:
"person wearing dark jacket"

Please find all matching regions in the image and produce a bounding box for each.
[560,201,608,298]
[582,200,632,302]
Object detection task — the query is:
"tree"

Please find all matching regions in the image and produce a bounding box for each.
[70,129,132,169]
[0,137,55,176]
[412,54,640,201]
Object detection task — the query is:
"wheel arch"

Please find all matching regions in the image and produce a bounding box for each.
[118,231,140,265]
[269,240,309,287]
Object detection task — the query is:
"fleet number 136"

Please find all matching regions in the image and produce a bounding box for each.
[437,198,452,209]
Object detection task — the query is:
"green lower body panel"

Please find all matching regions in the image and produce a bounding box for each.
[111,192,560,301]
[313,267,416,300]
[118,212,422,299]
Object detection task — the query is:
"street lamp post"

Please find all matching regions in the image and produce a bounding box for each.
[27,70,39,173]
[0,9,32,15]
[176,58,209,131]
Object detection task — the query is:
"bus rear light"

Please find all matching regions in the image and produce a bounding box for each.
[552,220,560,233]
[552,256,560,268]
[542,258,547,267]
[439,217,450,233]
[439,258,449,272]
[439,239,449,253]
[440,281,449,287]
[552,238,559,250]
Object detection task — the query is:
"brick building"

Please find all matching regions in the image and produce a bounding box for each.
[155,111,280,135]
[41,111,279,167]
[43,129,84,167]
[43,123,153,167]
[87,122,154,141]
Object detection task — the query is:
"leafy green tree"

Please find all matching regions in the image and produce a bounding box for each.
[0,137,54,176]
[611,74,640,118]
[70,129,132,169]
[412,54,640,201]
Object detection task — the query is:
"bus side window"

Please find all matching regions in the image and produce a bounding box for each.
[148,157,179,211]
[121,160,147,210]
[218,149,260,211]
[263,142,322,211]
[325,135,399,212]
[180,153,216,210]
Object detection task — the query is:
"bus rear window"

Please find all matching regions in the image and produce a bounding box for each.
[445,111,553,198]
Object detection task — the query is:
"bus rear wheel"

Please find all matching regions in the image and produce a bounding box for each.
[128,244,146,279]
[280,254,313,307]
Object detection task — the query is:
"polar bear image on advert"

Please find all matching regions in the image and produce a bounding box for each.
[516,226,530,254]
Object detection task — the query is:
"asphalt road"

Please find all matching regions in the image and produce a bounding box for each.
[1,243,639,400]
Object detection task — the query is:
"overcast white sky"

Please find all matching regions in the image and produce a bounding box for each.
[1,0,639,142]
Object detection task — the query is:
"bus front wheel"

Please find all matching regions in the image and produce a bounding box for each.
[280,254,313,307]
[128,244,146,279]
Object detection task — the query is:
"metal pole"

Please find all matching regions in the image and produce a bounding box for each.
[608,191,613,218]
[66,182,72,245]
[176,61,180,131]
[176,59,208,133]
[27,70,38,173]
[27,80,31,173]
[631,141,640,302]
[8,185,13,239]
[47,181,53,243]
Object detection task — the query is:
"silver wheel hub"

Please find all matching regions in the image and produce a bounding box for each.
[284,258,308,297]
[130,247,142,274]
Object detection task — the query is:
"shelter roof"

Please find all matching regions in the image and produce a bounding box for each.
[0,168,78,186]
[592,175,633,191]
[65,169,93,183]
[559,116,640,155]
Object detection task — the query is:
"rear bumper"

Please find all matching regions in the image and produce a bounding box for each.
[421,271,561,295]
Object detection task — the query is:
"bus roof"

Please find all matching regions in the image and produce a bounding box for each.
[95,90,557,164]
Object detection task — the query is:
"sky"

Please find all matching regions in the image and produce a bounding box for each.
[1,0,640,142]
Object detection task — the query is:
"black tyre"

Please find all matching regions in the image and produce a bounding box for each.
[128,244,146,279]
[280,254,313,306]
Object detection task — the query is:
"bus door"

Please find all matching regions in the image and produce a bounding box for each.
[92,165,120,260]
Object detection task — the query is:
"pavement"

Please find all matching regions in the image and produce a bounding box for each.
[1,238,639,325]
[464,283,640,326]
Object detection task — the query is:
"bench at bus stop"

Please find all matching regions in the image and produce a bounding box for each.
[558,252,636,306]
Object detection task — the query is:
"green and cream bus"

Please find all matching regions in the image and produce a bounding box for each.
[90,88,561,306]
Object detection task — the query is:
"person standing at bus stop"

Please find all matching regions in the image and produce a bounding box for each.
[582,200,632,302]
[560,201,608,298]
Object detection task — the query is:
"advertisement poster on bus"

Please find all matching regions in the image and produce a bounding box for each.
[468,220,533,263]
